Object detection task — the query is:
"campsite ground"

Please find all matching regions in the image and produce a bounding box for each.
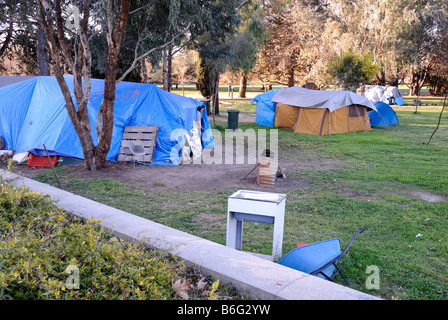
[5,92,448,300]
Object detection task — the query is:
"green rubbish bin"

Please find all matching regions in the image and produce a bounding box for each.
[227,109,240,130]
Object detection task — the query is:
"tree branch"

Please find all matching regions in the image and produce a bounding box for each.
[0,13,13,57]
[427,92,447,145]
[116,20,193,84]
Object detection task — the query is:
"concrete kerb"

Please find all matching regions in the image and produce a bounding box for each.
[1,169,380,300]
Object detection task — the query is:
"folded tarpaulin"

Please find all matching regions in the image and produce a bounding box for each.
[0,75,214,166]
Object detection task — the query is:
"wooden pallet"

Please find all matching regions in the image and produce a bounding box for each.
[117,126,158,163]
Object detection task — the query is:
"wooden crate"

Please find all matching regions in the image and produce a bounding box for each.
[257,157,278,187]
[117,126,158,163]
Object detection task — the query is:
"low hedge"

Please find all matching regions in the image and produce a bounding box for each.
[0,180,221,300]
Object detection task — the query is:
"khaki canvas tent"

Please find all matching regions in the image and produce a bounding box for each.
[271,87,377,136]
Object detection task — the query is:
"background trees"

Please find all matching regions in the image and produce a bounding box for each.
[249,0,448,94]
[0,0,49,75]
[193,0,246,118]
[1,0,447,170]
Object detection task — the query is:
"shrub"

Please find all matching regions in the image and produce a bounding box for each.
[327,48,380,90]
[0,181,219,300]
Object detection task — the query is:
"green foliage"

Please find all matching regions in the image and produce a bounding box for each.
[0,0,39,74]
[193,0,245,97]
[328,49,380,90]
[0,181,219,300]
[227,1,268,74]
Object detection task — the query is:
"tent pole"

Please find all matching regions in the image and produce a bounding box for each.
[318,109,328,136]
[43,144,62,189]
[347,106,350,132]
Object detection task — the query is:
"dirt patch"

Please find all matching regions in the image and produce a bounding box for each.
[10,139,319,194]
[13,160,312,194]
[410,191,446,203]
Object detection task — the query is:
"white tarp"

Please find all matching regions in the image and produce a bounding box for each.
[359,85,405,105]
[271,86,376,113]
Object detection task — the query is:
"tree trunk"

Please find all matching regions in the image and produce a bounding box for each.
[238,71,247,98]
[141,58,148,83]
[212,74,220,115]
[376,70,386,86]
[410,73,421,96]
[410,70,428,96]
[38,0,96,170]
[0,14,13,57]
[95,60,118,169]
[95,0,131,168]
[37,23,50,76]
[287,68,295,87]
[163,45,173,91]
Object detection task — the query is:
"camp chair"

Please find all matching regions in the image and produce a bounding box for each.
[278,227,366,286]
[121,140,146,164]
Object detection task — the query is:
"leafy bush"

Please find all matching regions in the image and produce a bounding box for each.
[327,48,379,90]
[0,181,223,300]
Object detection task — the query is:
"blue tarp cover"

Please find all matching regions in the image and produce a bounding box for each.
[368,101,400,127]
[251,89,281,127]
[0,75,213,165]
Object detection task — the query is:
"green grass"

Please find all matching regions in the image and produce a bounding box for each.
[30,103,448,300]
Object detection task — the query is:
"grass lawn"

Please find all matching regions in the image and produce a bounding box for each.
[25,96,448,300]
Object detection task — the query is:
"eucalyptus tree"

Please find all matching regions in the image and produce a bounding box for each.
[38,0,205,170]
[394,0,448,96]
[193,0,246,119]
[325,0,448,94]
[250,0,330,88]
[227,0,268,98]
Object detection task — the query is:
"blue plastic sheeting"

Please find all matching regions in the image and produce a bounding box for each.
[251,89,281,127]
[368,101,399,127]
[0,75,214,166]
[278,238,341,280]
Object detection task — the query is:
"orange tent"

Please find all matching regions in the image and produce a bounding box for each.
[271,87,377,136]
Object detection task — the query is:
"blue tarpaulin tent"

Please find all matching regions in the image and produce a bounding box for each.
[368,101,399,127]
[251,89,281,127]
[0,75,213,165]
